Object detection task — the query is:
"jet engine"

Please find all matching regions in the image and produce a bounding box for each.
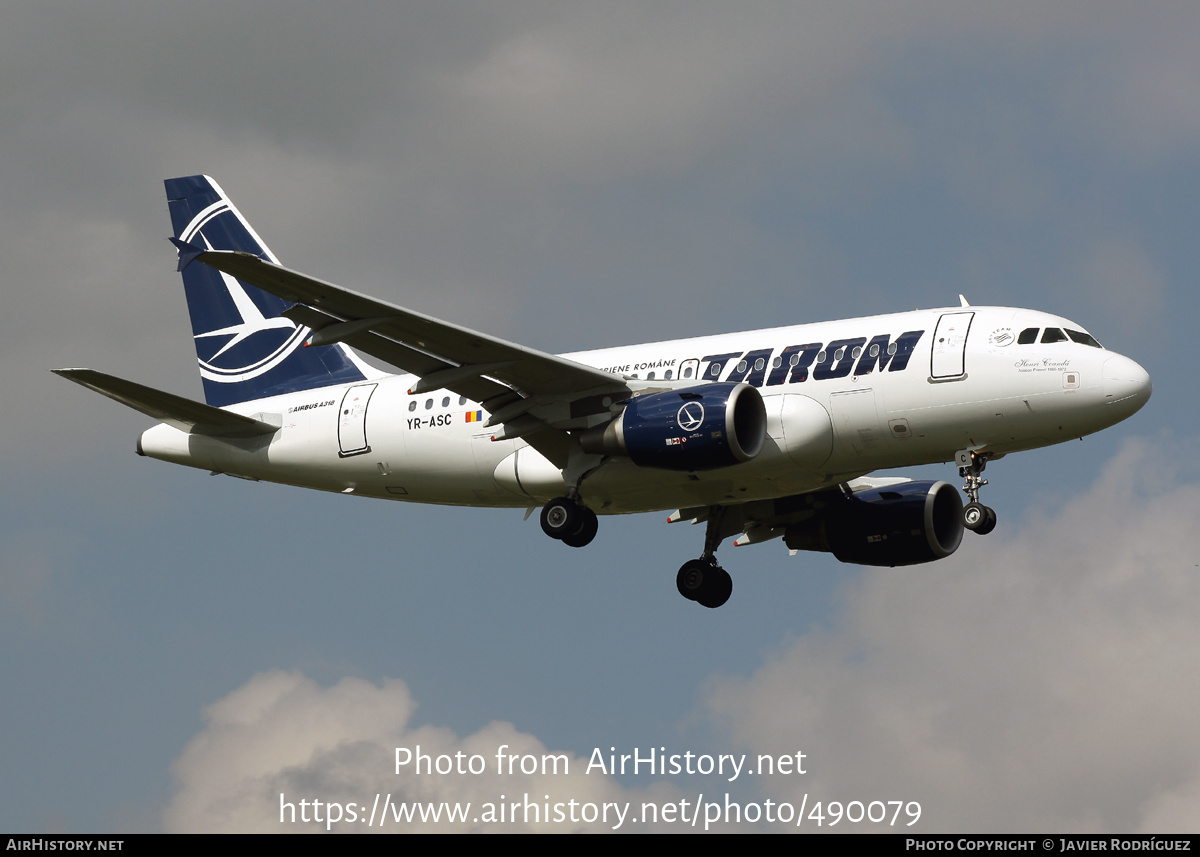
[580,382,767,471]
[784,480,964,566]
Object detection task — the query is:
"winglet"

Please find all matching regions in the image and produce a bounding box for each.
[169,236,206,272]
[959,294,971,307]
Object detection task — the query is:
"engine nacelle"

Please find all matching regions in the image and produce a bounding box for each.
[580,382,767,471]
[784,480,964,566]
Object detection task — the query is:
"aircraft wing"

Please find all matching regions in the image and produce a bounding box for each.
[172,241,631,466]
[53,369,278,438]
[171,240,627,398]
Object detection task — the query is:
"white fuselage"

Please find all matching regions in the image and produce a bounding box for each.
[138,305,1150,515]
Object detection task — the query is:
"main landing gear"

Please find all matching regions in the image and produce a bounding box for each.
[540,496,598,548]
[957,449,997,536]
[539,495,734,608]
[676,559,733,609]
[675,506,734,609]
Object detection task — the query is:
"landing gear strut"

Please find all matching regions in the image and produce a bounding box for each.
[540,496,598,547]
[957,449,997,535]
[676,506,734,608]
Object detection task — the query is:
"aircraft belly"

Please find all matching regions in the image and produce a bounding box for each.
[581,450,832,515]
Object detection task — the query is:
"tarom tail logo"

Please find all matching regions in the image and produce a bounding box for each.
[182,207,309,385]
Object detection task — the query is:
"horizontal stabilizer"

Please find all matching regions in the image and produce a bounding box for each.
[167,236,207,272]
[53,369,278,438]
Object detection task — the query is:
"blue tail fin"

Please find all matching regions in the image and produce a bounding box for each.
[164,175,369,407]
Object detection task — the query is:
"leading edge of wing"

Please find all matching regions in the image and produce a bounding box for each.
[170,240,629,401]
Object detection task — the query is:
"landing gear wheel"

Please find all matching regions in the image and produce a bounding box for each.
[540,497,581,540]
[963,501,997,534]
[561,507,598,547]
[676,559,706,601]
[702,566,733,609]
[676,559,733,609]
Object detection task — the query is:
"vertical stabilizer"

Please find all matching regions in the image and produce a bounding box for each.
[164,175,370,407]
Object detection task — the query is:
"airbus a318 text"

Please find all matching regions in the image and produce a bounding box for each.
[57,176,1152,608]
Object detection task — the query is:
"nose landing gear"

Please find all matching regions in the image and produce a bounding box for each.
[957,449,997,535]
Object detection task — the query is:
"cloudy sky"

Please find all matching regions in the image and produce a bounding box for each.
[2,1,1197,833]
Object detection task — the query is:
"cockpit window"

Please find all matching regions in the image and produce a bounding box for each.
[1041,328,1068,344]
[1066,329,1103,349]
[1017,328,1039,345]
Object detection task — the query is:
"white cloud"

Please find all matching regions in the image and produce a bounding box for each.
[164,670,669,833]
[704,437,1200,832]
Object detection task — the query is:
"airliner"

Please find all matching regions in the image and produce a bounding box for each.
[56,175,1152,608]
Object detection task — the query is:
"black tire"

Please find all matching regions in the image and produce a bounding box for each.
[676,559,708,601]
[676,560,733,608]
[975,506,997,535]
[963,501,987,531]
[561,507,598,547]
[697,566,733,609]
[540,497,581,540]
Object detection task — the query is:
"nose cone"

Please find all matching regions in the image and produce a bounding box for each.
[1102,353,1152,417]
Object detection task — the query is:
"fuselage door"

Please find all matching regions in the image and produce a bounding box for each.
[678,358,700,381]
[338,383,378,457]
[931,312,974,380]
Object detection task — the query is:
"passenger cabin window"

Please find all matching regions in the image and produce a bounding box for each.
[1018,328,1039,344]
[1066,329,1103,348]
[1041,328,1068,344]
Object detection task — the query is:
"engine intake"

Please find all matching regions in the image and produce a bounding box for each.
[580,382,767,471]
[784,480,964,566]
